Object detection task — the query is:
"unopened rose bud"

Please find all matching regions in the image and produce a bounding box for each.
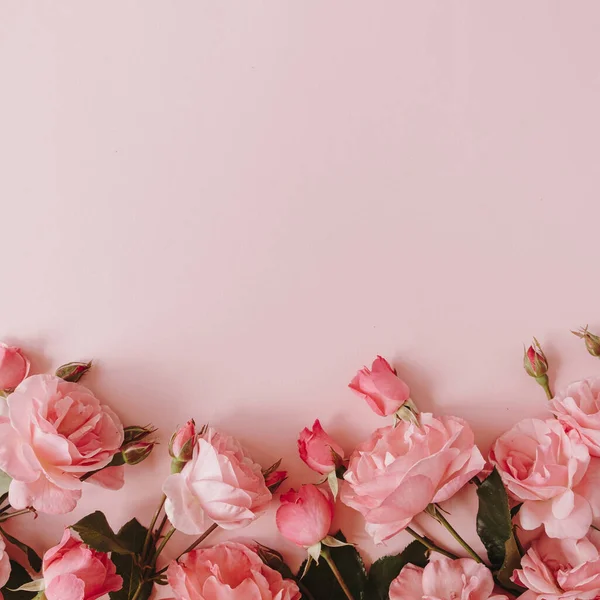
[572,326,600,358]
[265,470,287,493]
[0,343,29,391]
[524,338,552,400]
[169,420,197,473]
[55,361,92,383]
[122,441,155,465]
[123,424,157,445]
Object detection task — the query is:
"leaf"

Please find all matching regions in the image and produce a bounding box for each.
[297,532,367,600]
[109,518,153,600]
[2,560,36,599]
[497,535,525,593]
[0,527,42,572]
[256,542,295,580]
[71,511,133,554]
[366,540,428,600]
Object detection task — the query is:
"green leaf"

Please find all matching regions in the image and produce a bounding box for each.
[256,543,295,580]
[71,511,133,554]
[0,527,42,572]
[366,540,428,600]
[109,518,153,600]
[2,560,36,599]
[297,532,367,600]
[476,468,524,592]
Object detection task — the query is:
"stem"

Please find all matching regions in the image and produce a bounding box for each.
[152,526,176,566]
[536,375,553,400]
[427,505,484,563]
[321,547,355,600]
[405,526,458,559]
[297,580,317,600]
[130,580,144,600]
[142,494,166,560]
[0,508,34,523]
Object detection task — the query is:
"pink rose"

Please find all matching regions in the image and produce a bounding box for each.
[341,413,484,543]
[276,484,334,547]
[163,427,272,534]
[490,418,594,539]
[390,556,507,600]
[42,529,122,600]
[513,533,600,600]
[0,374,124,514]
[167,541,301,600]
[298,419,344,475]
[169,419,197,463]
[0,343,29,391]
[349,356,411,416]
[551,378,600,456]
[0,536,10,592]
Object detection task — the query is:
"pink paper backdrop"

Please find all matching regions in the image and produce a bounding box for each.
[2,2,600,597]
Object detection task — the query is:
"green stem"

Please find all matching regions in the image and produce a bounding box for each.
[427,505,484,563]
[321,547,355,600]
[405,526,458,560]
[152,526,176,567]
[536,375,553,400]
[130,580,144,600]
[0,508,34,523]
[142,494,166,560]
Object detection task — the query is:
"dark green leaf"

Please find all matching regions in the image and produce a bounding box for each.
[297,532,367,600]
[256,542,295,580]
[366,540,428,600]
[2,560,36,599]
[497,535,525,593]
[110,519,153,600]
[71,511,133,554]
[0,528,42,572]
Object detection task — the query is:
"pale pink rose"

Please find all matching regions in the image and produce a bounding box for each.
[490,418,594,539]
[0,374,124,514]
[349,356,411,416]
[298,419,345,475]
[276,484,334,547]
[513,533,600,600]
[0,536,10,592]
[0,343,29,390]
[169,419,197,462]
[163,427,272,534]
[390,555,507,600]
[341,413,485,543]
[167,541,301,600]
[551,378,600,456]
[42,529,122,600]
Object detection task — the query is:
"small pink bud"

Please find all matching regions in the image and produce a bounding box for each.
[55,361,92,383]
[0,343,29,391]
[265,470,287,492]
[122,441,155,465]
[298,420,345,475]
[169,419,197,462]
[123,424,156,444]
[523,338,549,378]
[572,326,600,358]
[349,356,411,417]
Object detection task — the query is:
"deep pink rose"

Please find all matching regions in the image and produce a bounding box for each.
[551,378,600,457]
[0,536,10,593]
[42,530,122,600]
[0,374,124,514]
[349,356,411,416]
[167,541,301,600]
[341,413,485,543]
[390,556,507,600]
[298,419,344,475]
[276,484,334,547]
[490,418,595,539]
[163,427,272,534]
[513,533,600,600]
[0,343,29,391]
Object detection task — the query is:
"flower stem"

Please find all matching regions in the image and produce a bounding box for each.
[405,526,458,559]
[321,547,355,600]
[142,494,166,560]
[536,375,553,400]
[152,526,176,567]
[426,504,484,563]
[0,507,34,523]
[130,581,144,600]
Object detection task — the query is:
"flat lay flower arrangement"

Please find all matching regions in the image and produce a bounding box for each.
[1,328,600,599]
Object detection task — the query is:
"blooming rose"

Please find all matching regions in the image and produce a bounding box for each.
[0,536,10,598]
[163,427,272,534]
[551,378,600,456]
[42,529,122,600]
[513,533,600,600]
[0,374,124,514]
[298,419,344,475]
[276,484,334,547]
[390,556,507,600]
[349,356,411,416]
[341,413,485,543]
[0,343,29,391]
[490,417,594,539]
[167,542,301,600]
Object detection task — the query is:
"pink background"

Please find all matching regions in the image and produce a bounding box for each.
[2,2,600,597]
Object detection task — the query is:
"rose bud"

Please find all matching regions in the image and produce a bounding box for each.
[265,470,287,493]
[276,484,334,549]
[349,356,411,417]
[122,441,155,465]
[169,420,197,473]
[0,343,29,391]
[523,338,552,399]
[572,326,600,358]
[298,420,345,477]
[123,424,156,444]
[55,361,92,383]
